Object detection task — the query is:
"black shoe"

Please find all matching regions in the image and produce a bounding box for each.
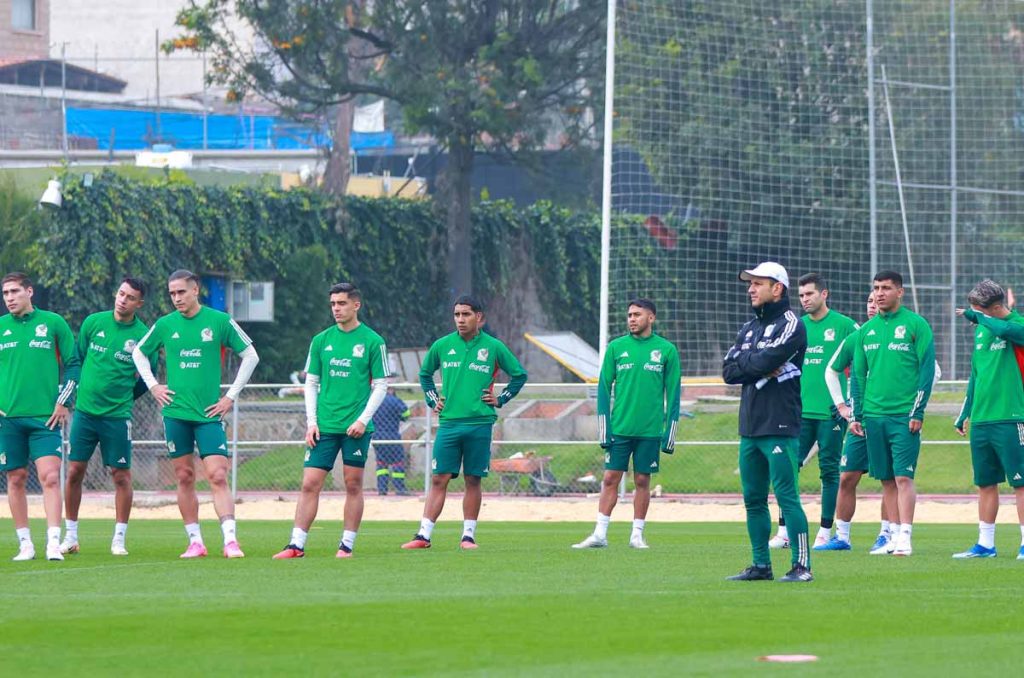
[779,564,814,583]
[726,564,774,581]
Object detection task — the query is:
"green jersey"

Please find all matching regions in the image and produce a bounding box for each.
[136,306,252,423]
[597,332,681,451]
[76,311,150,419]
[801,310,858,419]
[852,306,935,421]
[0,308,81,418]
[955,309,1024,427]
[419,331,528,425]
[305,322,390,434]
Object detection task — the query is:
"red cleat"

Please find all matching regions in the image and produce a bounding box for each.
[272,545,305,559]
[401,535,431,549]
[336,545,353,559]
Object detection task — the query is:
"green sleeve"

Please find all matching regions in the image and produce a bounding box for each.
[662,346,681,453]
[75,315,92,367]
[304,335,322,377]
[851,334,867,421]
[973,313,1024,345]
[911,318,936,421]
[955,367,975,430]
[495,342,527,407]
[56,317,81,406]
[370,336,390,380]
[225,316,253,354]
[597,346,615,446]
[419,343,441,408]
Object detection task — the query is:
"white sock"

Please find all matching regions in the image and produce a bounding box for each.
[880,520,891,535]
[15,527,31,544]
[290,527,308,549]
[836,519,852,543]
[900,524,912,539]
[65,519,79,540]
[419,518,435,540]
[1020,524,1024,546]
[890,523,901,540]
[113,522,128,542]
[462,520,477,539]
[816,526,831,540]
[47,526,61,544]
[341,530,357,550]
[776,525,789,540]
[185,522,203,545]
[594,514,610,540]
[978,521,996,549]
[221,519,237,544]
[631,518,645,536]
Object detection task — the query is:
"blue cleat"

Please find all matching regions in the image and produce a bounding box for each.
[952,544,997,559]
[1018,545,1024,561]
[813,536,852,551]
[869,533,892,555]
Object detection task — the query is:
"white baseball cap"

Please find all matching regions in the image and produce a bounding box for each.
[739,262,790,288]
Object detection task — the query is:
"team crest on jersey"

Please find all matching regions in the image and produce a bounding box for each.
[35,324,47,337]
[824,328,835,341]
[123,339,136,352]
[764,324,775,337]
[201,327,214,342]
[894,325,907,339]
[477,348,489,362]
[352,344,365,358]
[650,349,662,362]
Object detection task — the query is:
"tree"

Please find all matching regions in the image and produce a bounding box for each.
[171,0,605,296]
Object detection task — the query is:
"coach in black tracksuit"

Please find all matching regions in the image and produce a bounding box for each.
[722,262,813,583]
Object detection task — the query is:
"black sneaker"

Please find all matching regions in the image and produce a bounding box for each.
[726,564,774,581]
[779,564,814,583]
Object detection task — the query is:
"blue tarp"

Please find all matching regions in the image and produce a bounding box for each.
[66,107,394,151]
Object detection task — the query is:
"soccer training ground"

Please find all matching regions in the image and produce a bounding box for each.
[1,519,1020,676]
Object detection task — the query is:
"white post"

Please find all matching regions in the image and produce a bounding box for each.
[423,405,432,495]
[230,396,239,499]
[60,42,68,160]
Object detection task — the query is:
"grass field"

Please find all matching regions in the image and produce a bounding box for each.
[2,519,1020,676]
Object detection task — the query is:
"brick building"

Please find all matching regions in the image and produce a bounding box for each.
[1,0,49,59]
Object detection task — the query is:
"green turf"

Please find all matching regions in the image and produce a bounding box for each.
[0,519,1019,676]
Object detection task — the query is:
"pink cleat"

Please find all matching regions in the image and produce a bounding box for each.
[335,545,353,559]
[223,541,245,559]
[180,542,208,559]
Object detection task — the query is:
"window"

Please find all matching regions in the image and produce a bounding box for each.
[12,0,36,31]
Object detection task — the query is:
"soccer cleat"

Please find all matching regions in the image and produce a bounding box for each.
[60,538,80,554]
[12,543,35,561]
[336,544,353,559]
[628,534,650,549]
[768,535,790,549]
[401,535,431,549]
[726,565,774,581]
[571,534,608,549]
[1018,545,1024,561]
[779,564,814,583]
[46,543,64,562]
[460,536,479,550]
[813,532,831,549]
[869,533,893,555]
[110,541,129,556]
[272,545,305,559]
[223,541,245,559]
[180,542,208,559]
[892,535,912,557]
[814,536,852,551]
[952,544,997,559]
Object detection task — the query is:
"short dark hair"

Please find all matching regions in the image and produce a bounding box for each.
[453,294,484,313]
[873,270,903,287]
[627,298,657,315]
[329,282,361,301]
[797,273,827,291]
[168,269,200,285]
[1,272,32,289]
[967,279,1005,309]
[122,276,147,299]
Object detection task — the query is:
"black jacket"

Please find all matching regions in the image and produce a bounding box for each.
[722,298,807,438]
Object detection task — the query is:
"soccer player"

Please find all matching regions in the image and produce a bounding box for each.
[572,298,680,549]
[769,273,857,550]
[61,277,151,557]
[273,283,390,559]
[0,272,81,561]
[952,280,1024,560]
[850,270,935,557]
[723,262,812,583]
[401,295,527,549]
[373,386,411,495]
[132,269,259,559]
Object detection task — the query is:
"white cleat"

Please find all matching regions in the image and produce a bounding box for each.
[110,541,129,556]
[571,534,609,549]
[892,536,913,557]
[869,533,894,555]
[628,535,650,549]
[813,532,831,549]
[12,543,35,561]
[768,535,790,549]
[60,538,80,554]
[46,543,64,561]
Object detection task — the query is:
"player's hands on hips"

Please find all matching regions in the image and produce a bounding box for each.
[46,403,69,430]
[150,384,175,406]
[955,419,968,437]
[481,389,499,407]
[205,395,234,420]
[908,419,923,434]
[849,421,865,437]
[346,421,366,438]
[433,396,445,414]
[305,424,320,448]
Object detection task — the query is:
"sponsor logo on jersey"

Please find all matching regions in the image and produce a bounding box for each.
[1014,473,1022,481]
[990,339,1007,351]
[806,345,824,354]
[619,351,629,358]
[117,457,127,464]
[650,349,662,362]
[906,465,914,472]
[180,361,201,369]
[888,342,911,352]
[863,342,881,351]
[764,324,775,338]
[324,344,333,352]
[304,450,311,462]
[29,339,52,349]
[771,446,784,455]
[167,441,176,453]
[833,425,841,431]
[201,327,214,342]
[650,461,658,468]
[0,340,20,351]
[477,348,489,362]
[448,348,457,355]
[0,453,5,465]
[97,330,106,338]
[180,348,202,357]
[89,341,108,354]
[976,343,984,350]
[824,328,835,341]
[218,444,226,450]
[329,357,351,367]
[443,361,461,369]
[867,329,877,336]
[353,344,365,358]
[431,457,437,470]
[604,453,610,464]
[894,325,907,339]
[977,330,984,338]
[353,450,362,456]
[35,324,48,337]
[1,330,10,336]
[171,332,180,339]
[616,362,634,372]
[840,455,848,466]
